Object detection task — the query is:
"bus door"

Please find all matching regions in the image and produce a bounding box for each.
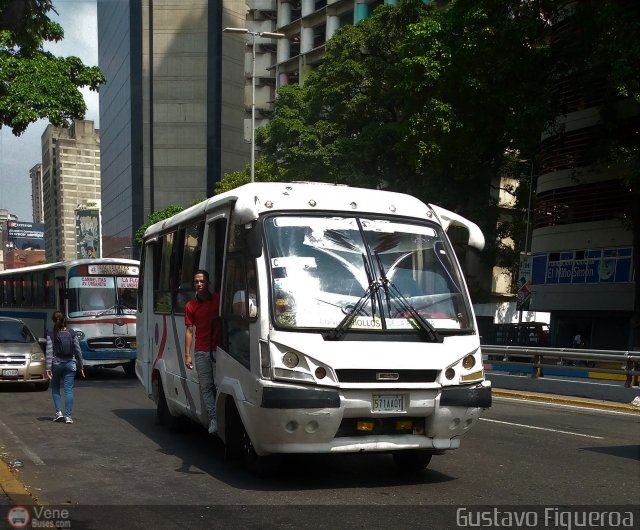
[217,217,260,378]
[138,239,157,393]
[57,277,66,313]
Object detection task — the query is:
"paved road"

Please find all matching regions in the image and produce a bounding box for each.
[0,369,638,528]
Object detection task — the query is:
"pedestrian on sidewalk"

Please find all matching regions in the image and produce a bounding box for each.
[45,311,84,424]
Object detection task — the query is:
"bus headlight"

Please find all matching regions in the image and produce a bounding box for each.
[75,330,85,340]
[462,354,475,370]
[282,351,299,368]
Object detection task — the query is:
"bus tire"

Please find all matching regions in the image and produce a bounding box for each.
[155,380,185,432]
[392,450,432,474]
[223,399,243,461]
[240,420,278,477]
[123,361,136,378]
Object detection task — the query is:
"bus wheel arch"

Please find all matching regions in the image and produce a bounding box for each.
[153,373,186,431]
[222,395,278,476]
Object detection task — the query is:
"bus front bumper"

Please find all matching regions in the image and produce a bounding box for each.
[240,381,491,456]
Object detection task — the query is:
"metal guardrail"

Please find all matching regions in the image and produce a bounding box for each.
[482,345,640,388]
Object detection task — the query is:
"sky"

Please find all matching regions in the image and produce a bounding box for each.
[0,0,100,223]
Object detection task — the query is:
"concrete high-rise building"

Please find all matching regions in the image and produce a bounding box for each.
[528,9,637,349]
[41,120,102,262]
[30,163,44,223]
[97,1,249,259]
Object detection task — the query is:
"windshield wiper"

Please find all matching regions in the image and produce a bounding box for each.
[374,252,441,343]
[325,254,379,341]
[93,304,124,317]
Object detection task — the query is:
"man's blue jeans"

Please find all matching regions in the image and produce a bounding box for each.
[194,351,216,422]
[51,360,77,417]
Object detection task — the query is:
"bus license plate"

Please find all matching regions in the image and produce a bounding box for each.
[372,394,404,412]
[2,369,18,377]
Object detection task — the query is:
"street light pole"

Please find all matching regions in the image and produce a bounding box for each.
[250,31,256,183]
[223,28,285,183]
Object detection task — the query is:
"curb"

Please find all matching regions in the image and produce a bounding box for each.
[492,388,640,413]
[0,456,37,507]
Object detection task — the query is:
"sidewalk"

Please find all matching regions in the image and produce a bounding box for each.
[486,369,640,404]
[492,387,640,413]
[0,454,35,511]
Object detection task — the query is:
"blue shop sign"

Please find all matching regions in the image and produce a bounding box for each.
[531,247,633,285]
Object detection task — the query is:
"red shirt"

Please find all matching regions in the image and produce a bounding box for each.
[185,292,220,352]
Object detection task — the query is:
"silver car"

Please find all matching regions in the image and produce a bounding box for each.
[0,317,49,391]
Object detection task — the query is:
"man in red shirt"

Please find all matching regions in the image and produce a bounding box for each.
[185,269,220,434]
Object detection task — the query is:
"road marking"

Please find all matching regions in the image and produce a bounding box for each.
[0,419,46,466]
[480,417,605,439]
[494,395,640,417]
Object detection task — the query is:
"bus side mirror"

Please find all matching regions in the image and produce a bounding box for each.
[246,224,263,258]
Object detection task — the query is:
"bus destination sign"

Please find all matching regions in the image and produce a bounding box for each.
[88,264,139,276]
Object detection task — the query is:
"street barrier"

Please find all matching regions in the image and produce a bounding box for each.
[482,345,640,388]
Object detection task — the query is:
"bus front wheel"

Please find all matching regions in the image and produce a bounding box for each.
[392,450,433,474]
[123,361,136,378]
[240,421,278,476]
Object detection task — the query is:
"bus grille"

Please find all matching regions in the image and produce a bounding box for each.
[335,369,438,383]
[86,337,136,350]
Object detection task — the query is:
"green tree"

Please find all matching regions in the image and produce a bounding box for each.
[134,205,184,248]
[215,157,288,194]
[0,0,105,135]
[258,0,551,297]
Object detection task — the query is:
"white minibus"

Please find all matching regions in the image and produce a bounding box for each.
[137,182,490,473]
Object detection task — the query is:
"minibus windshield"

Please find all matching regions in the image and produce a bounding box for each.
[264,215,473,334]
[67,275,138,317]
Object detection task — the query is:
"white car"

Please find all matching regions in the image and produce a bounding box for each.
[0,316,49,390]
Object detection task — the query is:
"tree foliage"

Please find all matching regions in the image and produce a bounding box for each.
[0,0,106,135]
[215,157,288,194]
[134,205,184,248]
[257,0,552,297]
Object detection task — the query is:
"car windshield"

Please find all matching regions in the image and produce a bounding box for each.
[0,321,36,343]
[264,215,473,334]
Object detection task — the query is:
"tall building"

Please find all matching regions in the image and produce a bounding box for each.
[0,208,18,271]
[97,0,249,259]
[29,163,44,223]
[41,120,102,262]
[529,11,637,349]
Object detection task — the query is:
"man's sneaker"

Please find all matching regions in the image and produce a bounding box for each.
[65,416,73,424]
[53,411,64,422]
[208,418,218,434]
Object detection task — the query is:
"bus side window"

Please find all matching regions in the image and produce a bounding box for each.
[154,231,175,314]
[175,221,204,314]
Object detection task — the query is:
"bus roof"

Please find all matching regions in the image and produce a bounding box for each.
[0,258,139,277]
[144,182,484,250]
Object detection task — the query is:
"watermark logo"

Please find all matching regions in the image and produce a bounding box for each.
[6,506,72,529]
[456,507,635,529]
[6,506,30,529]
